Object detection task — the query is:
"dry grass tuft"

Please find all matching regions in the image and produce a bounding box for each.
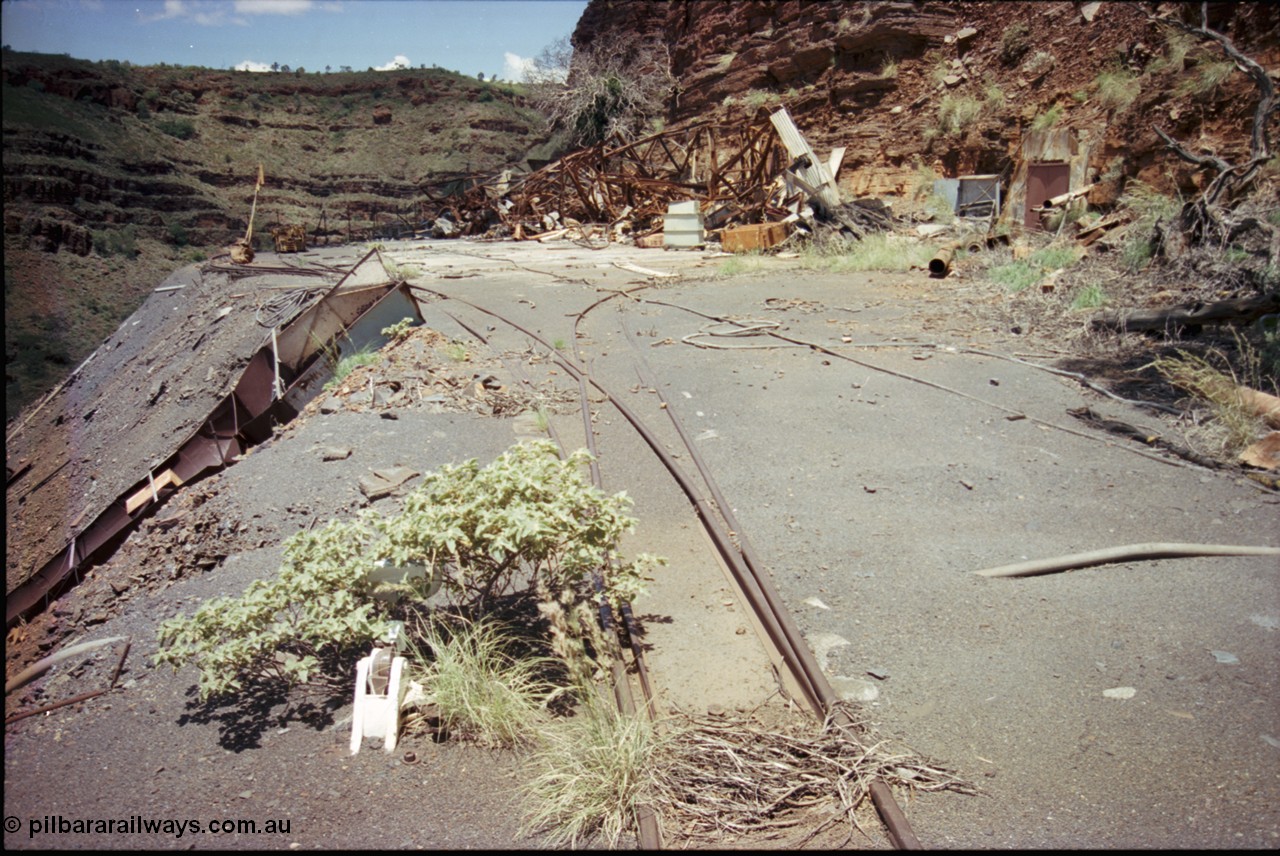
[1149,350,1268,457]
[403,616,564,748]
[520,694,667,848]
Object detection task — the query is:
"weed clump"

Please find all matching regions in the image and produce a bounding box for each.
[405,616,564,748]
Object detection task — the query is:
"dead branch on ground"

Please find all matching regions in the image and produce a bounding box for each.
[651,702,977,844]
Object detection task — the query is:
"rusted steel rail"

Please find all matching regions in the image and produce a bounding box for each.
[416,285,922,849]
[437,305,663,849]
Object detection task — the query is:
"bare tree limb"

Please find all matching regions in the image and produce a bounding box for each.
[1152,3,1280,202]
[1167,2,1277,164]
[1147,2,1278,247]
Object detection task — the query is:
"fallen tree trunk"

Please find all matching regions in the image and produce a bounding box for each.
[975,543,1280,578]
[1089,293,1280,333]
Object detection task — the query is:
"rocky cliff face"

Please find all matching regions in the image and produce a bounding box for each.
[571,1,1279,198]
[3,51,546,418]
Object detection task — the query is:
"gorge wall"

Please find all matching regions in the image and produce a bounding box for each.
[571,0,1279,199]
[3,53,545,418]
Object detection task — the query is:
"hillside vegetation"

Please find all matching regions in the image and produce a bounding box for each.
[3,49,548,418]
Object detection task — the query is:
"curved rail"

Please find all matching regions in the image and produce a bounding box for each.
[414,284,922,849]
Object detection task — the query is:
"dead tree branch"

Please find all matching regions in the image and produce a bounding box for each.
[1149,2,1278,246]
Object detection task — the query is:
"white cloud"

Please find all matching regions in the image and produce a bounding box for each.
[135,0,233,25]
[233,60,274,72]
[139,0,328,25]
[233,0,315,15]
[374,55,411,71]
[503,51,536,83]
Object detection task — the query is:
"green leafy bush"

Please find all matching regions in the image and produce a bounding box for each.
[155,117,196,139]
[156,441,661,700]
[370,440,660,687]
[1000,22,1030,65]
[154,519,392,700]
[370,441,654,611]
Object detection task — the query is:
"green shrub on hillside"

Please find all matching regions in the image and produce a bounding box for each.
[91,225,138,258]
[155,117,195,139]
[1000,22,1030,65]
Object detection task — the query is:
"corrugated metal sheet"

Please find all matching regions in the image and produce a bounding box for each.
[770,107,840,210]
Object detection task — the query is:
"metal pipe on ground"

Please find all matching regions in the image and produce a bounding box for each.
[929,241,962,277]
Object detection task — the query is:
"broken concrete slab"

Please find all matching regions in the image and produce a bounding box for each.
[358,466,420,500]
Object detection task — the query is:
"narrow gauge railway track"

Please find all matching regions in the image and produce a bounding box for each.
[414,283,923,850]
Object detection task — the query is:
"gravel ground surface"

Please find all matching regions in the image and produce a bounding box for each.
[6,238,1278,849]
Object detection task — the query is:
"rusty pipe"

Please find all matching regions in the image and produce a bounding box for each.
[928,241,962,277]
[6,688,111,724]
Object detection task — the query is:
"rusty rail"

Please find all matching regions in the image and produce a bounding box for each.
[415,284,922,848]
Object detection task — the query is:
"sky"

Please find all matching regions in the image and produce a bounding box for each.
[0,0,589,80]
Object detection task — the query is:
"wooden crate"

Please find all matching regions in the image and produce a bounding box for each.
[720,222,789,253]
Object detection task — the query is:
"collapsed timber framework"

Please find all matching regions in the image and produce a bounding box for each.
[311,111,879,249]
[432,117,796,241]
